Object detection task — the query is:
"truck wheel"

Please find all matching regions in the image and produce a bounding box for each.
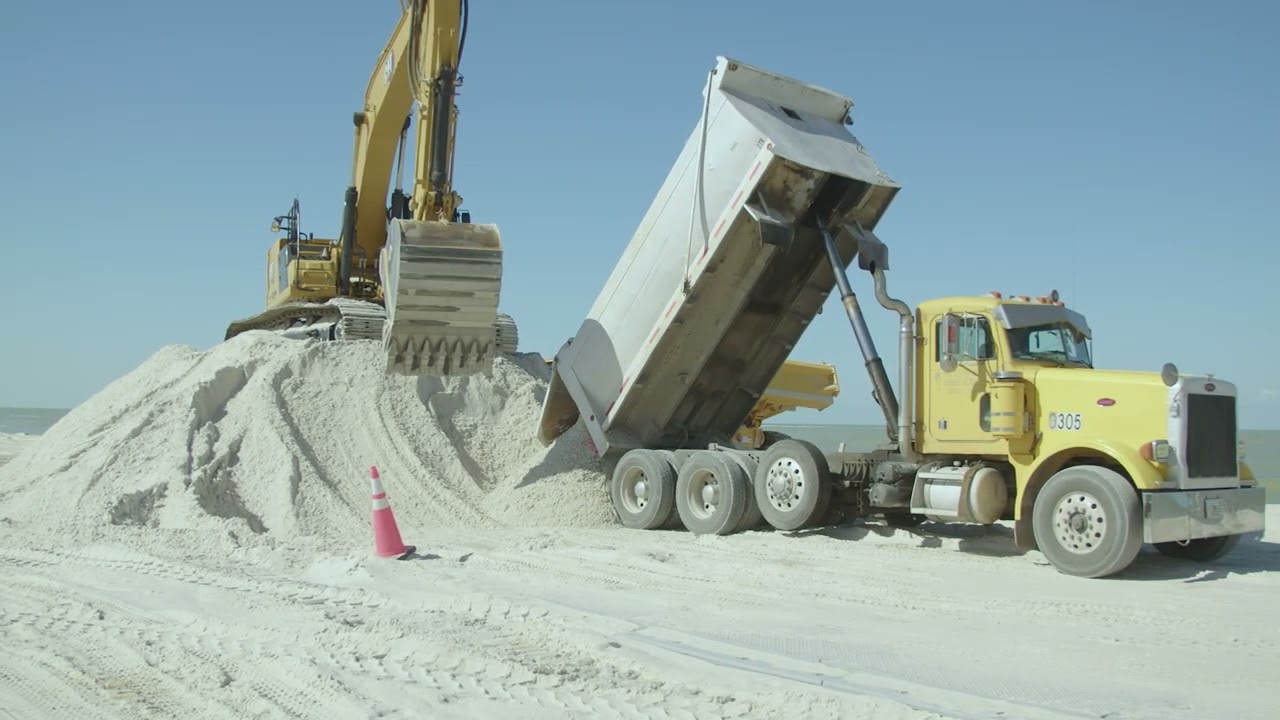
[754,439,832,531]
[675,451,750,535]
[654,450,686,530]
[1032,465,1143,578]
[1153,533,1242,562]
[727,453,765,532]
[609,449,677,530]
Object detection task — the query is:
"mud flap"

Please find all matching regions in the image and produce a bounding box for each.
[381,218,503,376]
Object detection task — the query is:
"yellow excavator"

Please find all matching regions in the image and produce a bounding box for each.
[224,0,515,376]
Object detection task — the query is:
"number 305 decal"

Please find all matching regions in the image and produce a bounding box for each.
[1048,412,1082,431]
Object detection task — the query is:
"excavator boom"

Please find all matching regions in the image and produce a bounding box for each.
[224,0,511,377]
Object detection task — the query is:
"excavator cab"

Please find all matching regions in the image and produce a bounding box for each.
[263,199,338,306]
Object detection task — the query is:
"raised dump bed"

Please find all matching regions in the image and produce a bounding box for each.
[537,56,900,458]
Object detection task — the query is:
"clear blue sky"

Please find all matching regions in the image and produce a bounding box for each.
[2,1,1277,427]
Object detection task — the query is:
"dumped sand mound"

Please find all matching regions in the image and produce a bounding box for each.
[0,332,613,544]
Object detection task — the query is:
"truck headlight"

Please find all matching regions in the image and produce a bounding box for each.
[1238,440,1247,460]
[1140,439,1171,463]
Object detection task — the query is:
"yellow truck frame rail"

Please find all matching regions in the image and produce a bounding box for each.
[732,361,840,449]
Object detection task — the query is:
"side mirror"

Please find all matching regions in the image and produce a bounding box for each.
[940,313,960,373]
[271,220,281,233]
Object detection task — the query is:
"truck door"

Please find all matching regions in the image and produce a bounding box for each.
[926,313,1002,448]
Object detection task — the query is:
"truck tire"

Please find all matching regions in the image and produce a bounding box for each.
[675,451,750,536]
[726,453,765,532]
[654,450,686,530]
[753,439,832,532]
[1031,465,1143,578]
[760,430,791,448]
[609,449,677,530]
[1153,533,1242,562]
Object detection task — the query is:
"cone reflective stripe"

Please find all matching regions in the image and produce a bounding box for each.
[370,472,391,511]
[369,465,414,559]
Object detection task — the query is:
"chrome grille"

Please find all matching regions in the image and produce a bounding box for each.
[1185,393,1237,478]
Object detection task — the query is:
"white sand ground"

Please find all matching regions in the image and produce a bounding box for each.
[0,333,1276,720]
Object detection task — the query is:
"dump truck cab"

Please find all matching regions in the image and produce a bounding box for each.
[911,292,1262,573]
[916,292,1102,460]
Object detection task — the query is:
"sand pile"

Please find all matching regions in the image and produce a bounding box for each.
[0,331,613,545]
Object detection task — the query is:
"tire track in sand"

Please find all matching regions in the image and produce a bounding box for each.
[478,528,1263,648]
[1,570,729,719]
[0,580,364,719]
[0,546,938,720]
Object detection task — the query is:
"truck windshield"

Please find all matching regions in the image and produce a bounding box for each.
[1007,322,1092,367]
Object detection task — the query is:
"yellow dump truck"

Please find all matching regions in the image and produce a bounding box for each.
[536,55,1264,578]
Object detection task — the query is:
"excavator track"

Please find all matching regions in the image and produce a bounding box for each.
[330,298,387,340]
[224,298,386,342]
[494,312,518,355]
[225,293,519,360]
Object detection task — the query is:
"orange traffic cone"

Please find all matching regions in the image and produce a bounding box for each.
[369,465,415,559]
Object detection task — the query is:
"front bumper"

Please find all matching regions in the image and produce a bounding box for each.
[1141,486,1266,544]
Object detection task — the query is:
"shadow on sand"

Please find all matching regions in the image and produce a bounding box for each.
[790,519,1026,558]
[787,518,1277,582]
[1117,534,1278,582]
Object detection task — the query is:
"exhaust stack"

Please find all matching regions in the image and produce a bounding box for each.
[872,266,918,461]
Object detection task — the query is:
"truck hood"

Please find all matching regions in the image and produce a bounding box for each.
[1030,366,1170,396]
[1025,366,1171,441]
[1027,364,1249,488]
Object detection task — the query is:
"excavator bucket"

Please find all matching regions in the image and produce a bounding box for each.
[380,218,503,376]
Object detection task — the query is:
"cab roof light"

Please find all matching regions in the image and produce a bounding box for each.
[989,290,1065,306]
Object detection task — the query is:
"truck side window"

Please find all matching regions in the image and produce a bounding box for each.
[936,316,995,362]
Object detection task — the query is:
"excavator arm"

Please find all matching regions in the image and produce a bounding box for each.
[342,0,468,275]
[359,0,506,376]
[225,0,511,377]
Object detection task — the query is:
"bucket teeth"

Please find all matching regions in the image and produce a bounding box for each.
[386,334,493,376]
